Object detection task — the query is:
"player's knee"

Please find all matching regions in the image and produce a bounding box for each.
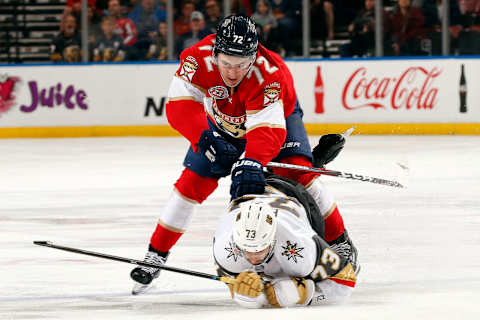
[174,169,218,203]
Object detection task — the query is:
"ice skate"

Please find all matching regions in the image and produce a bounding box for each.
[329,230,360,275]
[130,246,168,295]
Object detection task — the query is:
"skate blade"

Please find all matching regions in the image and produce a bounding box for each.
[132,282,155,295]
[355,264,361,277]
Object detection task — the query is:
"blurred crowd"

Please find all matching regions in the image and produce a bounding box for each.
[50,0,480,63]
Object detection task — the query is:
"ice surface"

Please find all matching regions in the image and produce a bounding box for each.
[1,136,479,320]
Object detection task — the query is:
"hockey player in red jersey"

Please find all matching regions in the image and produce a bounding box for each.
[130,15,356,294]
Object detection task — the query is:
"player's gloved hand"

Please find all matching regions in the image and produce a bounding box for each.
[264,277,315,308]
[198,128,241,176]
[312,133,345,168]
[230,271,267,308]
[230,158,266,199]
[233,271,264,297]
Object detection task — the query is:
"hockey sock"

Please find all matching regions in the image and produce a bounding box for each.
[323,205,345,243]
[150,169,219,253]
[150,223,183,254]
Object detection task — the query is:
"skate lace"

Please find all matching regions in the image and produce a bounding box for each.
[141,251,166,274]
[331,242,354,264]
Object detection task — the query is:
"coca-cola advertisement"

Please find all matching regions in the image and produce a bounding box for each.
[341,66,442,111]
[294,59,478,123]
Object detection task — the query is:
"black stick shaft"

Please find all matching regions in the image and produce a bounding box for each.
[266,161,404,188]
[33,241,224,282]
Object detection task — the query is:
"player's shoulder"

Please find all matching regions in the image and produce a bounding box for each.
[273,212,317,276]
[255,45,287,79]
[244,44,290,93]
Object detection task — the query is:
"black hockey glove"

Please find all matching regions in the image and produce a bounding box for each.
[198,129,241,176]
[230,158,266,200]
[312,133,346,168]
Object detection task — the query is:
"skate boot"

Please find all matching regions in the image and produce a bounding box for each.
[130,245,169,295]
[328,230,360,275]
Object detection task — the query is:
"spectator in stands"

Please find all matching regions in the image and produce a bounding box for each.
[391,0,427,55]
[87,5,103,43]
[457,0,480,54]
[332,0,365,29]
[231,0,254,15]
[175,1,196,36]
[109,0,137,47]
[268,0,301,56]
[251,0,279,51]
[458,0,480,29]
[311,0,335,42]
[421,0,462,54]
[97,0,134,13]
[175,11,210,57]
[204,0,223,33]
[340,0,391,57]
[93,16,126,62]
[64,0,97,18]
[51,14,82,62]
[147,21,168,60]
[129,0,166,59]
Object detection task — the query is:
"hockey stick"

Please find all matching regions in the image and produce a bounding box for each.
[33,241,235,284]
[266,162,404,188]
[266,126,404,188]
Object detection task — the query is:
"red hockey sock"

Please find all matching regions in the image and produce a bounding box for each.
[150,223,183,253]
[323,205,345,242]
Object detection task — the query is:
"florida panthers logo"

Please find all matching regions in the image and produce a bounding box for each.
[212,99,246,138]
[263,82,281,106]
[178,55,198,82]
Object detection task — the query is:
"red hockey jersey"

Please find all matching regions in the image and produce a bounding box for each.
[166,34,298,165]
[114,17,137,47]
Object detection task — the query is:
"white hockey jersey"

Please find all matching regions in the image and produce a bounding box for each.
[213,187,357,307]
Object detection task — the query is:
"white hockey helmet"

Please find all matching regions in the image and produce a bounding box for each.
[233,199,277,253]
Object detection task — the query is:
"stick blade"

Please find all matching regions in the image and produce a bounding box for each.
[33,241,52,246]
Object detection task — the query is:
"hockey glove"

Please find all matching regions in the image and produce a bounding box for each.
[312,133,345,168]
[231,271,267,308]
[230,158,266,199]
[198,129,241,176]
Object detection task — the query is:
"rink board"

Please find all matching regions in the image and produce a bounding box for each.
[0,57,479,137]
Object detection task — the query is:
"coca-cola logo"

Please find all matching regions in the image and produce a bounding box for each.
[342,66,442,110]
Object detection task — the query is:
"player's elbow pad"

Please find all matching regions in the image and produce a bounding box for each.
[265,277,315,308]
[311,279,355,305]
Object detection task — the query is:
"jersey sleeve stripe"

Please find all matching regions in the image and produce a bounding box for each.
[245,100,285,131]
[168,76,206,103]
[246,123,286,133]
[167,96,197,102]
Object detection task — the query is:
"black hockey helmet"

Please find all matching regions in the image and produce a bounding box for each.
[214,15,258,57]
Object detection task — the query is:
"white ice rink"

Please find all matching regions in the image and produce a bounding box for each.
[1,135,479,320]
